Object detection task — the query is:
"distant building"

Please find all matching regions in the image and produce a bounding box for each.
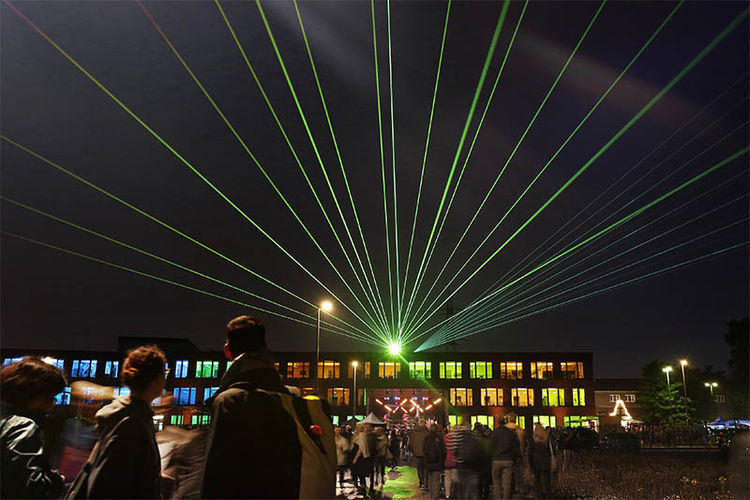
[2,340,597,430]
[594,378,642,427]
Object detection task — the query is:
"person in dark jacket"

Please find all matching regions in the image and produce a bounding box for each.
[388,429,401,470]
[85,345,166,498]
[489,423,520,499]
[200,315,336,499]
[423,424,447,500]
[528,424,553,498]
[0,357,66,498]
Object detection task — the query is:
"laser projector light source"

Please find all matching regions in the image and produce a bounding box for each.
[388,342,401,355]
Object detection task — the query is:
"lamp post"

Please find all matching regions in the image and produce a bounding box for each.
[662,366,673,386]
[352,361,358,420]
[680,359,689,425]
[704,382,718,397]
[315,300,333,393]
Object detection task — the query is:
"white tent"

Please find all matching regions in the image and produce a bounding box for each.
[360,412,386,425]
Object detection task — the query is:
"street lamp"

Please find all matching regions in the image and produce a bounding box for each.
[315,300,334,393]
[662,366,673,386]
[704,382,718,397]
[679,359,689,425]
[352,361,358,420]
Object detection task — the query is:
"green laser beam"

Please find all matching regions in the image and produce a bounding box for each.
[3,231,378,345]
[401,0,452,327]
[1,196,373,341]
[371,0,395,336]
[0,135,370,337]
[3,1,384,338]
[403,0,511,333]
[141,0,389,338]
[402,0,527,333]
[404,8,749,338]
[404,0,604,337]
[428,240,749,347]
[414,144,749,344]
[445,170,748,334]
[255,0,394,335]
[438,196,747,340]
[463,85,749,318]
[291,0,389,331]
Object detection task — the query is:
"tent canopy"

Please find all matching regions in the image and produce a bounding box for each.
[360,412,386,425]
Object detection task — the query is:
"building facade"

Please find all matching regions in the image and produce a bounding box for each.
[2,343,597,430]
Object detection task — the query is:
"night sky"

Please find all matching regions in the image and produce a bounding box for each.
[2,1,748,377]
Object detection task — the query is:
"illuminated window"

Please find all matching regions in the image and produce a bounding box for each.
[533,415,557,428]
[42,358,65,370]
[409,361,432,379]
[174,360,189,379]
[530,362,553,379]
[560,362,584,379]
[327,387,350,406]
[204,387,219,401]
[71,360,98,378]
[2,357,23,366]
[572,388,586,407]
[499,362,523,379]
[196,361,219,378]
[226,360,233,371]
[274,362,280,372]
[347,361,371,378]
[471,415,494,430]
[624,394,635,403]
[317,361,341,379]
[378,362,401,379]
[55,387,71,405]
[449,388,473,407]
[448,415,458,427]
[439,362,462,379]
[564,415,598,428]
[511,388,534,407]
[332,415,339,426]
[287,362,310,378]
[517,416,526,429]
[104,361,119,378]
[541,388,565,407]
[480,388,503,406]
[191,414,211,426]
[608,393,620,403]
[715,394,727,403]
[114,387,131,397]
[469,362,492,379]
[170,415,184,426]
[172,387,197,405]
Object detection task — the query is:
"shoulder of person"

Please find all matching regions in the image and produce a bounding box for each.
[2,415,41,446]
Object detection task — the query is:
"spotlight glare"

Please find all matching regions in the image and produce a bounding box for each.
[388,342,401,355]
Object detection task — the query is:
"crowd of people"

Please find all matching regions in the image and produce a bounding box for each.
[1,313,578,499]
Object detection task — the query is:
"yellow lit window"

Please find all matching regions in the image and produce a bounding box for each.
[480,388,503,406]
[439,362,462,379]
[533,415,557,428]
[450,388,473,406]
[327,387,350,406]
[317,361,340,379]
[511,388,534,407]
[287,362,310,378]
[471,415,494,429]
[560,362,584,379]
[530,362,554,379]
[378,362,401,379]
[541,388,565,407]
[499,362,523,379]
[572,388,586,406]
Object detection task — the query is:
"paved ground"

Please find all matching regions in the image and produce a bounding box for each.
[337,465,428,499]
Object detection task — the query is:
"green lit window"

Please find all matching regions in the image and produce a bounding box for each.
[560,362,584,379]
[471,415,494,430]
[500,362,523,379]
[332,415,339,426]
[530,362,554,379]
[170,414,184,426]
[480,388,503,406]
[533,415,557,428]
[563,415,597,428]
[196,361,219,378]
[469,362,492,379]
[517,416,526,429]
[191,414,211,426]
[541,388,565,407]
[439,362,462,379]
[409,361,432,379]
[511,388,534,407]
[572,388,586,407]
[327,387,350,406]
[226,360,232,371]
[449,388,473,406]
[448,415,459,427]
[378,362,401,378]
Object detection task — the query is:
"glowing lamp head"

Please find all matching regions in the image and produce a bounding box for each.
[352,361,359,368]
[320,300,333,312]
[662,366,673,373]
[704,383,710,387]
[711,382,718,387]
[680,359,688,366]
[388,342,401,355]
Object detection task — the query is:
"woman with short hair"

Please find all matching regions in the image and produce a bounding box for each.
[0,357,67,498]
[83,345,167,498]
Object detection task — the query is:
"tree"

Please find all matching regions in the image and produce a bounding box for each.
[724,318,749,415]
[639,360,692,425]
